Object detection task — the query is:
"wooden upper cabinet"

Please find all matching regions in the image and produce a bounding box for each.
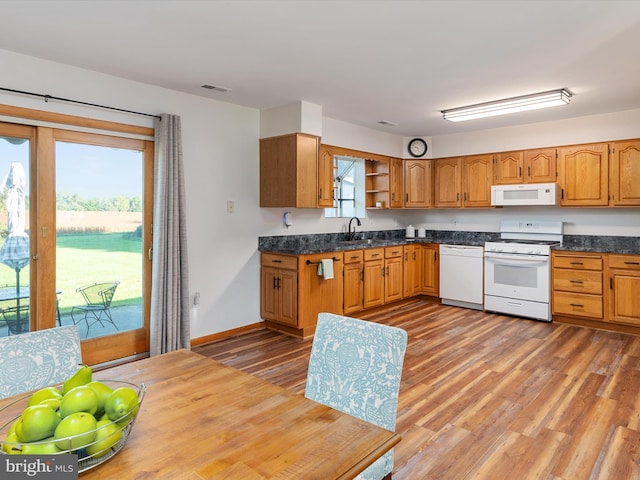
[462,154,492,207]
[389,157,404,208]
[558,143,609,206]
[317,144,335,208]
[404,159,432,208]
[434,157,462,208]
[610,140,640,206]
[494,149,556,184]
[525,148,557,183]
[494,151,524,184]
[260,133,320,208]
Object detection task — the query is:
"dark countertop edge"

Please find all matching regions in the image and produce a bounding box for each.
[258,230,496,255]
[259,231,640,255]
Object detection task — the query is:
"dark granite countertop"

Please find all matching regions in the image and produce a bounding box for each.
[553,235,640,255]
[259,230,640,255]
[258,229,499,255]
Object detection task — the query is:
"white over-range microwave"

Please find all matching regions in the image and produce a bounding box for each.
[491,182,558,206]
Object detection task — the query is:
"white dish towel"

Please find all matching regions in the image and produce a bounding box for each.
[317,259,334,279]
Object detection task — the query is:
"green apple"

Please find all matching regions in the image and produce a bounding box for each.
[62,365,92,395]
[38,398,62,412]
[87,381,113,416]
[15,405,61,442]
[60,385,98,417]
[1,431,19,454]
[54,411,97,451]
[18,437,63,454]
[85,419,123,458]
[104,387,139,425]
[27,386,63,407]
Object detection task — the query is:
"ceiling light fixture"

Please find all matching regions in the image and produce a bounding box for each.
[441,88,572,122]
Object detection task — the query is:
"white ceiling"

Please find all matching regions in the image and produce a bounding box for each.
[1,1,640,137]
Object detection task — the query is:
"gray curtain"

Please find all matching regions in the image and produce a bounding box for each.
[150,114,190,355]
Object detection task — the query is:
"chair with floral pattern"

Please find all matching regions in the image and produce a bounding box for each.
[305,313,408,480]
[0,325,82,399]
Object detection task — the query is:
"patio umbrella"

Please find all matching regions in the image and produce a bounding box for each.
[0,162,29,333]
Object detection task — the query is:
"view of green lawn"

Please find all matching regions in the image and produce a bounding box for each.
[0,232,143,314]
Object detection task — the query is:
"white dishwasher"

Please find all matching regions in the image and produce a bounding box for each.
[439,244,484,310]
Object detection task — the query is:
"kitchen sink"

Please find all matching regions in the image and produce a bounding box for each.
[340,239,375,245]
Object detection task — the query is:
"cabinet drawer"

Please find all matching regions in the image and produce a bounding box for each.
[343,250,364,264]
[553,291,603,319]
[553,255,602,270]
[553,269,602,294]
[385,246,403,258]
[364,248,385,261]
[261,253,298,270]
[609,254,640,270]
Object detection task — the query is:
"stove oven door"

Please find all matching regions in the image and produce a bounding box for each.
[484,251,550,303]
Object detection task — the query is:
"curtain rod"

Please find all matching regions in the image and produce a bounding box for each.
[0,86,161,120]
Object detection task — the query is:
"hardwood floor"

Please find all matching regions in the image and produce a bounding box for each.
[193,299,640,479]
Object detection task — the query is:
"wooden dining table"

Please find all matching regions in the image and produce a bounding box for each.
[4,349,400,479]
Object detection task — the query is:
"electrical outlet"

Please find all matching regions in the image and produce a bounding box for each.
[193,292,200,306]
[226,201,234,213]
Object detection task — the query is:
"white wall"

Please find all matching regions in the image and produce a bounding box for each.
[0,49,637,341]
[0,49,262,340]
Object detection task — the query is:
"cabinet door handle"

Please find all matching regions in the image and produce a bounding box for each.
[318,188,322,200]
[271,259,282,263]
[569,280,584,284]
[413,251,416,260]
[528,166,531,177]
[405,252,408,261]
[610,277,613,289]
[371,253,380,257]
[570,303,584,308]
[519,167,522,177]
[273,277,277,289]
[561,188,565,200]
[386,266,389,276]
[405,193,409,202]
[624,261,640,265]
[464,192,467,202]
[382,267,385,277]
[456,192,460,201]
[570,261,584,265]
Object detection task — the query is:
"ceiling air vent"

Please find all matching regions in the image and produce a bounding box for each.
[201,84,231,93]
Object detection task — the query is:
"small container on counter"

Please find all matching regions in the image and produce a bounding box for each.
[405,225,415,239]
[418,227,426,238]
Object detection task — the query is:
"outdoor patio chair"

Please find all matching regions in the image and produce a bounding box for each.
[0,325,82,399]
[0,302,30,335]
[71,281,120,336]
[305,312,408,480]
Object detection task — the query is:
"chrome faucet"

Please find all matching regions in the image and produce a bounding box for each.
[347,217,362,240]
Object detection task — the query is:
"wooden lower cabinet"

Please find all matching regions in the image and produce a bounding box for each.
[403,244,422,297]
[363,248,385,309]
[421,244,439,296]
[261,243,441,337]
[261,253,298,327]
[297,252,343,337]
[384,246,404,303]
[552,251,604,320]
[607,254,640,326]
[343,250,364,314]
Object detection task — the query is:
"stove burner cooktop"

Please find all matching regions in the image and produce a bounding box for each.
[490,239,561,246]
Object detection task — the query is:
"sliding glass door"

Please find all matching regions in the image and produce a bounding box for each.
[0,121,153,365]
[0,124,34,336]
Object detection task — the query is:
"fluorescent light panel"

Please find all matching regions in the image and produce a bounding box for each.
[442,89,572,122]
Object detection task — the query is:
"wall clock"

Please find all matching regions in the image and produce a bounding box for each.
[407,138,428,158]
